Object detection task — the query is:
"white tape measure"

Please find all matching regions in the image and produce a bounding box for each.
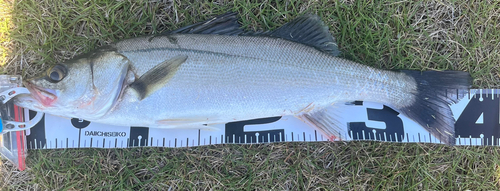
[21,89,498,149]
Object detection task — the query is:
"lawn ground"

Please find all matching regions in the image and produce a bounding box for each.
[1,0,500,190]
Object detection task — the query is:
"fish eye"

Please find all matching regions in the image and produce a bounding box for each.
[47,64,67,82]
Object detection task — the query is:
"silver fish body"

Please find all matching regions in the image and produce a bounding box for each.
[103,34,415,125]
[15,13,471,145]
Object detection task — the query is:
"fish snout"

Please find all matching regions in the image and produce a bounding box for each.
[24,80,58,107]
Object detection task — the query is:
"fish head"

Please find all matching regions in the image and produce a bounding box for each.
[16,49,131,120]
[23,58,93,109]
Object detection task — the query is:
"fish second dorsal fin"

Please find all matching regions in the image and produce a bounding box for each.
[262,14,340,56]
[164,12,340,56]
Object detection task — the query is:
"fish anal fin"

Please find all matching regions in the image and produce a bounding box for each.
[296,106,347,141]
[129,55,187,100]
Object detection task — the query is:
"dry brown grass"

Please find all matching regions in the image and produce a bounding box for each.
[0,158,38,189]
[0,0,12,68]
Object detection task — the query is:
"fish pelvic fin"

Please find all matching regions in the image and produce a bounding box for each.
[155,119,221,131]
[398,70,472,145]
[296,106,347,141]
[129,55,187,100]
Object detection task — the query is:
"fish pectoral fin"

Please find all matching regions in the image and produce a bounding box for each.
[129,55,187,100]
[296,106,347,141]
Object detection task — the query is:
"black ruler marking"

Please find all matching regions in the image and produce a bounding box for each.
[78,129,81,148]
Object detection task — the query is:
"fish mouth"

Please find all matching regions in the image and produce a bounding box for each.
[24,81,57,107]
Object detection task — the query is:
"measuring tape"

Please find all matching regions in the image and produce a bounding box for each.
[0,76,44,171]
[20,89,499,149]
[0,74,498,170]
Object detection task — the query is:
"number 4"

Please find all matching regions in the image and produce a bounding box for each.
[455,93,500,145]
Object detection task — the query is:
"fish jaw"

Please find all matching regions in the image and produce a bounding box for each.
[13,94,45,111]
[24,81,58,107]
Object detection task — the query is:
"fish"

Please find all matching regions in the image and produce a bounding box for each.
[14,12,471,145]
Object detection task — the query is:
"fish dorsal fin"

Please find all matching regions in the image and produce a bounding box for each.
[165,12,340,56]
[265,14,340,56]
[166,12,244,36]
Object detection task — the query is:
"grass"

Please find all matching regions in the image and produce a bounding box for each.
[3,142,500,190]
[0,0,12,67]
[1,0,500,190]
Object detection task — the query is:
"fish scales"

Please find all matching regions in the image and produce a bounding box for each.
[98,34,416,125]
[14,13,471,145]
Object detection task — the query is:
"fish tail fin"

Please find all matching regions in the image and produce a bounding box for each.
[297,70,471,145]
[397,70,472,145]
